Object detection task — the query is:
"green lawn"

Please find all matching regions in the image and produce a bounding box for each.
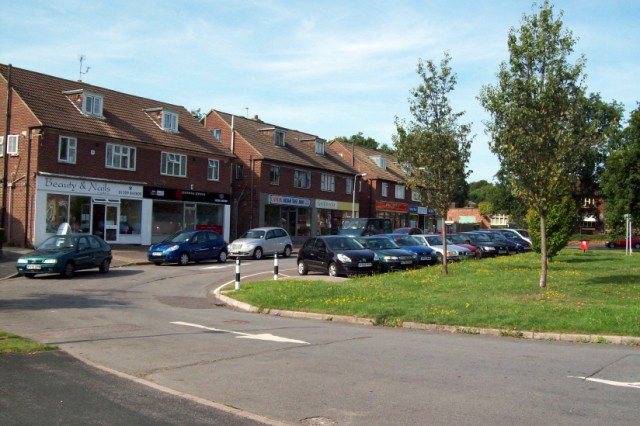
[0,331,57,354]
[229,249,640,337]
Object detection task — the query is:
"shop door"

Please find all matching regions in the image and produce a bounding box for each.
[184,204,196,230]
[92,204,119,243]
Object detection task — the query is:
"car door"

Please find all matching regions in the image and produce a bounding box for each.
[309,238,329,272]
[206,231,222,260]
[264,229,279,255]
[75,236,95,269]
[189,232,208,261]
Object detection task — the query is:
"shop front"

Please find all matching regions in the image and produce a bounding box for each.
[35,174,145,246]
[375,201,409,230]
[409,205,437,232]
[144,186,231,244]
[263,194,311,237]
[316,199,354,235]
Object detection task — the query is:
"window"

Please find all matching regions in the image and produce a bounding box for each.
[83,92,103,117]
[210,129,221,141]
[382,182,388,197]
[270,165,280,185]
[321,174,335,192]
[58,136,77,163]
[235,164,244,179]
[370,155,386,170]
[275,130,286,147]
[315,140,324,155]
[583,198,595,208]
[207,159,220,181]
[0,136,3,157]
[294,169,311,189]
[412,190,420,202]
[161,152,186,177]
[162,110,179,132]
[346,177,353,194]
[491,214,509,226]
[106,143,136,170]
[7,135,19,155]
[395,184,405,199]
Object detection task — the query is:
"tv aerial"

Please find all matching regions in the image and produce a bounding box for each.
[78,54,90,82]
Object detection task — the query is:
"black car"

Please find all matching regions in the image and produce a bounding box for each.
[458,232,510,257]
[481,230,532,253]
[297,236,379,277]
[355,236,418,272]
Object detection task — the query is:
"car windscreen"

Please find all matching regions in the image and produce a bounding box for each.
[39,236,78,249]
[364,238,399,249]
[326,237,364,250]
[241,230,265,239]
[340,219,368,230]
[168,231,196,243]
[395,236,421,246]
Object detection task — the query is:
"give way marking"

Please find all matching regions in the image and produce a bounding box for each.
[569,376,640,389]
[171,321,310,345]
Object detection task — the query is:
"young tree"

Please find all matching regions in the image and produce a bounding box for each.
[478,1,596,288]
[393,52,473,274]
[526,195,576,261]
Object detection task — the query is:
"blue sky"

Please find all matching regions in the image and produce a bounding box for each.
[2,1,638,182]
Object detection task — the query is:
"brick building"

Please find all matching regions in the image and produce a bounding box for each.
[0,64,234,247]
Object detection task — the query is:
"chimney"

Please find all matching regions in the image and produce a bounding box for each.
[253,115,262,122]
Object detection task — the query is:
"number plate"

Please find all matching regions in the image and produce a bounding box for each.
[400,260,413,265]
[358,262,372,267]
[498,250,508,254]
[26,264,41,270]
[420,256,431,261]
[152,252,163,257]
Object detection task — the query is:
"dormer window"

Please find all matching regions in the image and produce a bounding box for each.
[162,110,179,132]
[83,92,103,117]
[315,140,325,155]
[275,130,286,147]
[370,155,387,170]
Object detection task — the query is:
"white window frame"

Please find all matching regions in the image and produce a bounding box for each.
[346,177,353,194]
[371,155,386,170]
[0,136,3,157]
[82,92,104,117]
[161,152,187,177]
[270,165,280,185]
[7,135,19,155]
[381,182,388,197]
[293,169,311,189]
[58,136,77,163]
[315,140,324,155]
[412,190,420,202]
[321,174,335,192]
[210,129,221,141]
[275,130,286,147]
[106,143,136,170]
[395,184,405,199]
[162,110,179,132]
[207,159,220,181]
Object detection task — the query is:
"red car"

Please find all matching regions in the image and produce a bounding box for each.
[606,236,640,249]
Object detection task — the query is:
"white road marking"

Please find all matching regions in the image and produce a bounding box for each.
[171,321,309,345]
[570,376,640,389]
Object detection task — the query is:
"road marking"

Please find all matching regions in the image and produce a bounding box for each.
[570,376,640,389]
[171,321,309,345]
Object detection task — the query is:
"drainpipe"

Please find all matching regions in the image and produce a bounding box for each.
[249,156,254,228]
[24,126,36,247]
[2,64,12,229]
[7,174,26,243]
[230,115,235,153]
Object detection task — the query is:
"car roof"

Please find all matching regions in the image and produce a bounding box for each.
[246,227,285,231]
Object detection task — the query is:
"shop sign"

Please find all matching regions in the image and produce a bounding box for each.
[316,199,338,210]
[376,201,409,213]
[269,194,310,207]
[38,176,143,198]
[144,186,230,204]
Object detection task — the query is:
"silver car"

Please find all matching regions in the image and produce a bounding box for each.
[228,227,293,260]
[413,234,472,263]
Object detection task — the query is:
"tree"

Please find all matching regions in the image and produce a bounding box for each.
[526,195,576,261]
[334,132,383,151]
[601,106,640,238]
[478,1,596,288]
[394,52,473,274]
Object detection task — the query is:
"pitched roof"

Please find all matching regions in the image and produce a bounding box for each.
[212,110,357,175]
[329,139,407,183]
[0,64,232,158]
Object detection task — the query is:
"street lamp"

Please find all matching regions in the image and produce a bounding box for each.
[352,173,367,217]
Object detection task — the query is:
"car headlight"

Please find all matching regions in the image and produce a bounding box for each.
[166,245,180,252]
[16,258,27,264]
[43,259,58,264]
[484,246,495,251]
[373,253,379,261]
[337,253,352,263]
[383,256,398,261]
[244,243,256,250]
[412,253,418,259]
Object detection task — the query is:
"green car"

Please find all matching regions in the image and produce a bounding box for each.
[16,234,112,279]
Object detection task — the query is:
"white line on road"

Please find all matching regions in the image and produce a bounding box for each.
[171,321,310,345]
[569,376,640,389]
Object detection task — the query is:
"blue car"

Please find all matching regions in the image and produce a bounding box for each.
[380,234,438,266]
[147,230,228,266]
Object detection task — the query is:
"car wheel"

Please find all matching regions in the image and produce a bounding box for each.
[178,252,190,266]
[218,250,228,263]
[297,260,308,275]
[436,253,443,264]
[634,242,640,250]
[253,247,263,260]
[61,261,75,279]
[99,259,110,273]
[23,273,36,279]
[606,242,613,249]
[283,245,292,258]
[328,262,338,277]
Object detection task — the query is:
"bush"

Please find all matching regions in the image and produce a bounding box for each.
[526,195,575,260]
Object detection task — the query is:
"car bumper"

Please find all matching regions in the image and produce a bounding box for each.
[147,251,179,263]
[17,264,63,275]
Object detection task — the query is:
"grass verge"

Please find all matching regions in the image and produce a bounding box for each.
[229,249,640,337]
[0,330,57,354]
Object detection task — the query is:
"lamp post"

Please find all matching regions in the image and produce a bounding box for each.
[352,173,367,217]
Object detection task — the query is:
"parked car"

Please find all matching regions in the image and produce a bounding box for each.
[458,232,510,257]
[356,236,418,272]
[338,218,393,237]
[606,236,640,249]
[478,230,530,253]
[147,230,228,266]
[228,227,293,259]
[449,234,480,258]
[297,236,379,277]
[16,234,112,279]
[393,227,423,235]
[412,234,472,263]
[499,228,531,244]
[381,234,438,266]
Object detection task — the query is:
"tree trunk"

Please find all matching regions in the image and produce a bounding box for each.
[441,224,449,275]
[539,212,547,288]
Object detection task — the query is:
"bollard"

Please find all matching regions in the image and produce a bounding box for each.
[274,253,279,280]
[579,240,589,253]
[235,257,241,290]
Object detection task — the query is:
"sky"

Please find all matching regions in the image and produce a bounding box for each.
[2,1,639,182]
